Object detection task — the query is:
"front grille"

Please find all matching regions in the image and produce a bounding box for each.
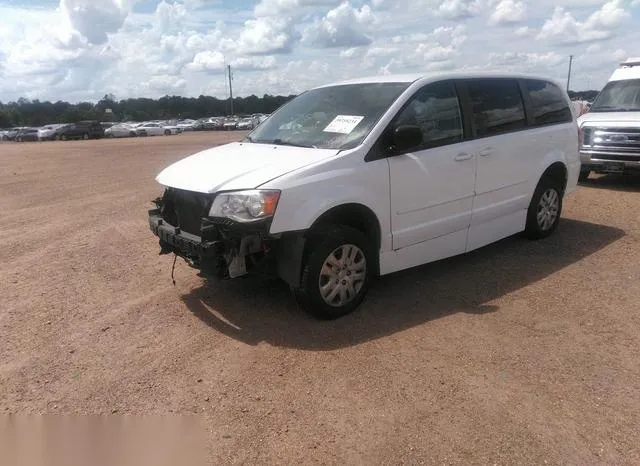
[583,126,640,154]
[161,188,212,236]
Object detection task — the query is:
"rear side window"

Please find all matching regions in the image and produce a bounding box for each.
[524,79,572,125]
[467,79,526,137]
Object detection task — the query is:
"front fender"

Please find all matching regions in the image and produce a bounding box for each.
[266,155,392,253]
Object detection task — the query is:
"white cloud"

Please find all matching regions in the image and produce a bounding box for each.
[187,50,226,72]
[254,0,340,17]
[489,0,526,25]
[537,0,630,45]
[1,0,639,103]
[489,51,564,68]
[60,0,131,45]
[436,0,482,20]
[234,16,295,54]
[302,2,376,48]
[514,26,533,37]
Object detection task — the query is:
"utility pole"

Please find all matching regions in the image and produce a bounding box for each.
[566,55,573,92]
[228,65,234,116]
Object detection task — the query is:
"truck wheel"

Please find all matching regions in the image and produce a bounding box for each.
[294,225,371,320]
[578,169,591,182]
[524,175,563,240]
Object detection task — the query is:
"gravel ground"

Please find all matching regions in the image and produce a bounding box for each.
[1,132,640,464]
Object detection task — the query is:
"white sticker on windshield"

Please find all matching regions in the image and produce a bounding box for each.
[323,115,364,134]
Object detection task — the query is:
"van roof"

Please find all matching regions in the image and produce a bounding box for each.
[313,71,564,89]
[610,59,640,82]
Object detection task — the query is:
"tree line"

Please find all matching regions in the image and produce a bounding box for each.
[1,88,601,128]
[0,94,296,128]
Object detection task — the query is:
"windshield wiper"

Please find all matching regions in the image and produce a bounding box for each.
[270,138,316,148]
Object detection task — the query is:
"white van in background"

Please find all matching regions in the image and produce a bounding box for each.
[578,58,640,181]
[149,72,580,319]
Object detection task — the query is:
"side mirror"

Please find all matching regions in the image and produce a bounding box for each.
[392,125,422,153]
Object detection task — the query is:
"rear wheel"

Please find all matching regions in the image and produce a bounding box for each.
[525,175,563,239]
[294,226,371,320]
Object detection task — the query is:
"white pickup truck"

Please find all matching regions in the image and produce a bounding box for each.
[578,58,640,180]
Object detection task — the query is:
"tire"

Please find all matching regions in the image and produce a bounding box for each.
[61,134,67,141]
[165,129,171,135]
[83,133,89,140]
[524,175,564,240]
[129,131,136,137]
[578,169,591,182]
[54,134,60,141]
[294,225,372,320]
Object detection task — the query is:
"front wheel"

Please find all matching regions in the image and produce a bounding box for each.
[524,176,563,239]
[294,226,371,320]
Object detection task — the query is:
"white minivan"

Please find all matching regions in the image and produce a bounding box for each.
[149,72,580,319]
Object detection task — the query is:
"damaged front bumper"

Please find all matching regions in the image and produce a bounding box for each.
[148,206,277,280]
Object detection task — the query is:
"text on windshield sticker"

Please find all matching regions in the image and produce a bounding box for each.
[323,115,365,134]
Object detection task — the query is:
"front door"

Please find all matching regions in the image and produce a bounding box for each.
[387,81,476,250]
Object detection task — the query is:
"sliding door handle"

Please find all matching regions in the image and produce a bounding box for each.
[454,152,473,161]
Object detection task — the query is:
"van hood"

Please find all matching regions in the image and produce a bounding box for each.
[578,111,640,126]
[155,142,338,193]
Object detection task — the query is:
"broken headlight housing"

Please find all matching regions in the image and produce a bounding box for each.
[209,190,281,223]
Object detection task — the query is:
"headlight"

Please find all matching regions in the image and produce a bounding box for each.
[209,190,280,223]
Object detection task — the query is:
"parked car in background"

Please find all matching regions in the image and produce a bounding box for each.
[38,124,70,141]
[57,120,104,140]
[203,117,224,131]
[2,128,23,141]
[149,72,579,319]
[135,122,174,136]
[105,123,138,138]
[236,117,256,130]
[578,57,640,180]
[177,119,198,131]
[162,124,183,135]
[16,128,40,142]
[223,118,239,130]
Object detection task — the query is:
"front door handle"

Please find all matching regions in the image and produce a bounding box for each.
[454,152,473,161]
[477,147,493,157]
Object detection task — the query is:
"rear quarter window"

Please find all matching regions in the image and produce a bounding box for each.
[524,79,573,125]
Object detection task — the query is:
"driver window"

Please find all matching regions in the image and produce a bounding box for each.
[395,81,463,150]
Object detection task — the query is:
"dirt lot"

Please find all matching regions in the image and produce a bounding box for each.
[1,132,640,464]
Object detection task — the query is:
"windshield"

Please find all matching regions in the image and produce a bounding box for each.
[590,79,640,112]
[246,82,410,150]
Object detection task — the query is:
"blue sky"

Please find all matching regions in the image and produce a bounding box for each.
[0,0,638,102]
